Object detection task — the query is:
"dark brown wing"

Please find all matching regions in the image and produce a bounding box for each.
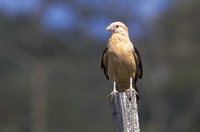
[101,48,109,80]
[132,46,143,101]
[133,46,143,80]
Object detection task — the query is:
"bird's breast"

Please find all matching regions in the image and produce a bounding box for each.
[108,42,134,65]
[108,47,134,67]
[107,43,136,82]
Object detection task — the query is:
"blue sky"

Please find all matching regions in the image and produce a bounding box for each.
[41,3,78,31]
[0,0,173,39]
[0,0,40,15]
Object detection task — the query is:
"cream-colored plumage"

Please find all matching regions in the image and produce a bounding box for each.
[101,21,143,100]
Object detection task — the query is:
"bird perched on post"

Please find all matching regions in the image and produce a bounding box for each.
[101,21,143,101]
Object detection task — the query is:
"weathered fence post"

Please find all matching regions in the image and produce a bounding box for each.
[110,90,140,132]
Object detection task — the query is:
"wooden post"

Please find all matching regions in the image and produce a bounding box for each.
[110,90,140,132]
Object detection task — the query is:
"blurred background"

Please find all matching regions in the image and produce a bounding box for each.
[0,0,199,132]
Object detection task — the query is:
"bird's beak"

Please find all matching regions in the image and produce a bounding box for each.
[106,25,112,31]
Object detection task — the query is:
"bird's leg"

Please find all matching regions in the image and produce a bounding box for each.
[108,81,118,101]
[112,81,118,94]
[129,77,138,93]
[126,77,138,101]
[129,78,134,90]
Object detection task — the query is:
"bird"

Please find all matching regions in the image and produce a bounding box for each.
[101,21,143,101]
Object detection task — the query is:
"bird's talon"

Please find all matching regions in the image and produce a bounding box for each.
[126,87,137,101]
[127,87,138,94]
[107,90,118,98]
[107,90,118,102]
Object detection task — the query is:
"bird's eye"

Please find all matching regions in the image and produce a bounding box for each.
[116,25,119,28]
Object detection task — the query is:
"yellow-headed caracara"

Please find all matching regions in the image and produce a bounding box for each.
[101,21,143,101]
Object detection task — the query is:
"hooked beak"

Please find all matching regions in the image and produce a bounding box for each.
[106,25,113,31]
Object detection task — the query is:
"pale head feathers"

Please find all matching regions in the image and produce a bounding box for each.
[106,21,128,35]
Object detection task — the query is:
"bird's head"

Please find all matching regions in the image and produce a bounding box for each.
[106,21,128,35]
